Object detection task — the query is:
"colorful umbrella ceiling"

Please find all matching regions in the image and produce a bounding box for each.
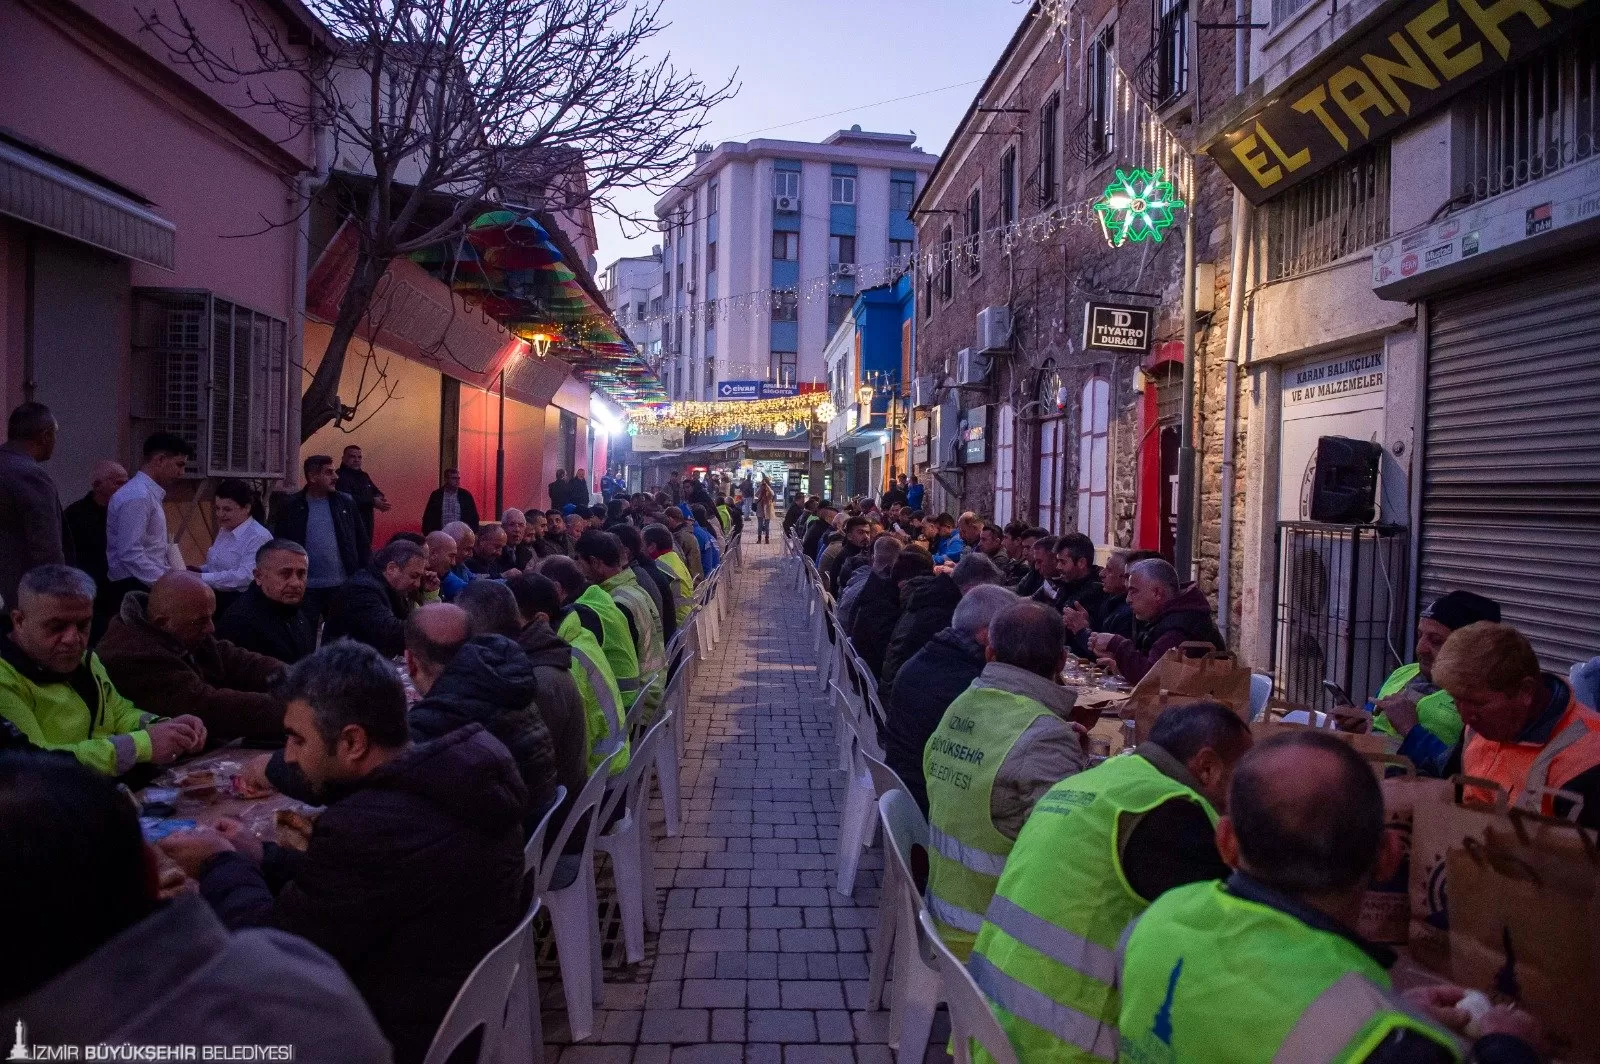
[412,210,666,405]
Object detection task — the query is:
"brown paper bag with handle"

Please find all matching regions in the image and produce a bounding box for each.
[1406,775,1507,974]
[1119,642,1251,743]
[1446,810,1600,1061]
[1359,756,1418,946]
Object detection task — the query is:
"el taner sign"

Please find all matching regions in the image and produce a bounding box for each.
[1205,0,1595,203]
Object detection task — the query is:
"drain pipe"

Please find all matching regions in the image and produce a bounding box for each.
[1216,0,1253,641]
[288,110,334,476]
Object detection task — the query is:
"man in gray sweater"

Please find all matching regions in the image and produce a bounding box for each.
[0,402,65,610]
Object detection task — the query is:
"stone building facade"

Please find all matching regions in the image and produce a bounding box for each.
[910,0,1250,634]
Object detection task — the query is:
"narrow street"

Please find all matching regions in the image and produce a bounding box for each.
[543,541,931,1064]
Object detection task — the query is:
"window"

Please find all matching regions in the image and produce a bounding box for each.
[1155,0,1190,102]
[774,169,800,200]
[772,290,798,322]
[676,262,684,291]
[1076,378,1111,544]
[1038,419,1067,532]
[923,268,934,320]
[829,235,856,265]
[890,238,914,261]
[706,241,718,271]
[1272,0,1313,25]
[891,179,916,212]
[1260,144,1390,281]
[995,402,1016,526]
[1460,37,1600,205]
[708,180,719,215]
[771,351,798,386]
[1000,147,1018,226]
[940,225,954,299]
[1039,93,1060,205]
[965,188,982,276]
[831,175,857,204]
[1088,23,1116,159]
[635,301,646,320]
[131,290,289,478]
[772,231,798,260]
[828,293,854,333]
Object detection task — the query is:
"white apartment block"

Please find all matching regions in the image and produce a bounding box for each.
[654,127,936,401]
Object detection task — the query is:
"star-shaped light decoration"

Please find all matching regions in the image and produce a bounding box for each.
[1093,168,1185,248]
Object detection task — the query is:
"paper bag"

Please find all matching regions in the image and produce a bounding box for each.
[1446,814,1600,1060]
[1119,642,1251,743]
[1358,756,1417,946]
[1249,717,1398,758]
[1406,775,1504,974]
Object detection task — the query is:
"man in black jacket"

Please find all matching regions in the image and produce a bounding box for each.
[784,496,819,537]
[1037,533,1108,659]
[851,549,931,680]
[568,468,593,509]
[403,602,558,835]
[216,540,319,664]
[272,456,367,617]
[335,445,389,552]
[884,585,1016,813]
[1013,532,1056,599]
[801,501,839,562]
[323,540,427,657]
[62,459,127,641]
[880,552,1004,689]
[421,468,480,534]
[160,641,527,1064]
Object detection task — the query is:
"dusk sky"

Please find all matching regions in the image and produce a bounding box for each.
[597,0,1034,265]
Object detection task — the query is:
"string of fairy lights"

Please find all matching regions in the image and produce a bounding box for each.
[627,393,838,435]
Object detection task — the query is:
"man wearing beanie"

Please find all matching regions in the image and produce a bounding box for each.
[1371,589,1500,774]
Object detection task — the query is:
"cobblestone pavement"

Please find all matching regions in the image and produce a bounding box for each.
[541,540,945,1064]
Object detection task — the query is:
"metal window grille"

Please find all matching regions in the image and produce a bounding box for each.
[1259,143,1390,281]
[965,189,982,275]
[131,289,288,479]
[1459,27,1600,204]
[1154,0,1189,103]
[1272,522,1409,714]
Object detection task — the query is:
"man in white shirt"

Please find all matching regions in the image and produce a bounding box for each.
[201,479,274,605]
[106,432,193,606]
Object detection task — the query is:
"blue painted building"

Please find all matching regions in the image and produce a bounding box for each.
[823,272,916,500]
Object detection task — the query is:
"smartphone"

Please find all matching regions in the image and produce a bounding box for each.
[1322,679,1356,707]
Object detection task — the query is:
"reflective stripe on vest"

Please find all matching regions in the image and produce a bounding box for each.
[968,954,1118,1062]
[1274,972,1437,1064]
[577,584,640,687]
[1523,718,1589,801]
[558,613,631,776]
[930,824,1009,877]
[982,894,1121,987]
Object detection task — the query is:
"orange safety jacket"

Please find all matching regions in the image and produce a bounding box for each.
[1463,686,1600,816]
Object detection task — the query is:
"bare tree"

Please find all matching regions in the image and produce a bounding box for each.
[141,0,735,440]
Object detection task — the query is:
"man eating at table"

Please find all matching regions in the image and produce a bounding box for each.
[159,640,528,1064]
[0,565,206,776]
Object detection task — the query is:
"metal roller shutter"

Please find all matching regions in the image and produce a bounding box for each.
[1421,254,1600,672]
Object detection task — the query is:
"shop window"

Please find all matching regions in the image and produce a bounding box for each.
[1076,377,1111,544]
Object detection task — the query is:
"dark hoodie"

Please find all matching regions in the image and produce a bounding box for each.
[323,565,412,657]
[407,634,558,833]
[1105,583,1225,683]
[514,618,588,848]
[884,627,987,813]
[880,573,964,690]
[199,724,527,1064]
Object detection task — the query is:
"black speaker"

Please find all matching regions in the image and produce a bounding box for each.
[1309,436,1382,523]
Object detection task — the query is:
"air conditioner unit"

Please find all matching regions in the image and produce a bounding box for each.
[977,305,1012,353]
[911,375,937,408]
[836,263,857,278]
[955,347,990,387]
[775,196,800,213]
[1274,524,1407,715]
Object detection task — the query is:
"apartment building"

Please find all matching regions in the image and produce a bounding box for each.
[654,128,936,401]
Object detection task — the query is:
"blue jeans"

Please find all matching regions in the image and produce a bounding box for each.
[756,517,771,541]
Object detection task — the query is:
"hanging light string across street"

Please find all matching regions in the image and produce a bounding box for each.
[628,393,837,435]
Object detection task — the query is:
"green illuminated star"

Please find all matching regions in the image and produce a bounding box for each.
[1094,168,1185,247]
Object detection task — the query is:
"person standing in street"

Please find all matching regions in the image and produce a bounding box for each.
[106,432,194,608]
[335,445,389,552]
[905,475,925,512]
[422,467,479,534]
[271,454,366,618]
[0,402,67,611]
[755,481,776,543]
[568,467,593,509]
[63,459,128,641]
[548,468,569,511]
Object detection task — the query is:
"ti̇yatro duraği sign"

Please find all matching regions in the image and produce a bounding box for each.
[1204,0,1595,204]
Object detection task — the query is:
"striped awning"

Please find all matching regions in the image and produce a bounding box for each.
[0,140,175,270]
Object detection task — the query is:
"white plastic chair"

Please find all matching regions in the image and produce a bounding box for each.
[862,754,912,1014]
[1249,673,1274,721]
[531,751,616,1042]
[878,789,945,1061]
[834,689,880,898]
[595,713,670,964]
[422,902,543,1064]
[652,670,686,835]
[919,908,1021,1064]
[522,784,568,879]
